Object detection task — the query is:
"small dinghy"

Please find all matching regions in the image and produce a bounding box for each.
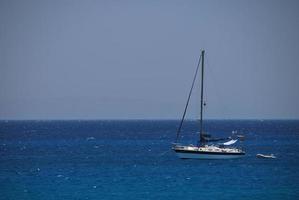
[256,154,276,159]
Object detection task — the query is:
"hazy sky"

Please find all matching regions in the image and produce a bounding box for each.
[1,0,299,120]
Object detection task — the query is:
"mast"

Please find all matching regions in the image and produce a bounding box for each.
[199,50,205,145]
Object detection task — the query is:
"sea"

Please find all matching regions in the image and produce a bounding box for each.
[0,120,299,200]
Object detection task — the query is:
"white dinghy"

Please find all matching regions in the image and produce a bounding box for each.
[256,154,276,159]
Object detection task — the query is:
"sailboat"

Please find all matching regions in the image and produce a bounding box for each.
[172,50,245,159]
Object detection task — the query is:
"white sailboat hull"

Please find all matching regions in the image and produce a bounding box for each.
[173,145,245,159]
[175,152,245,159]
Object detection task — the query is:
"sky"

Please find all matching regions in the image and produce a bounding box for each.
[0,0,299,120]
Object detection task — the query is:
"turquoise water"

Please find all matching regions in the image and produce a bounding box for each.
[0,120,299,199]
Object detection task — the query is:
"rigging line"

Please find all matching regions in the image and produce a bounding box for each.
[149,148,172,173]
[158,149,172,157]
[175,54,202,143]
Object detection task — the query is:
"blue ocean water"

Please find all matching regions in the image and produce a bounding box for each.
[0,120,299,200]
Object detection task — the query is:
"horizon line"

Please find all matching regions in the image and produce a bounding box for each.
[0,118,299,121]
